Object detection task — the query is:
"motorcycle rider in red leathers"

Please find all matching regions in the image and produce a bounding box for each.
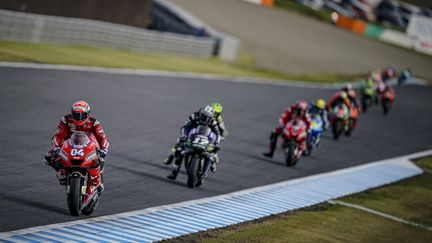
[45,101,109,191]
[263,100,311,158]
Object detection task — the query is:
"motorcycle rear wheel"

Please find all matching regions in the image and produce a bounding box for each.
[67,176,82,217]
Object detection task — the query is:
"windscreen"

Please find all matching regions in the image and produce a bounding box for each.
[70,132,90,146]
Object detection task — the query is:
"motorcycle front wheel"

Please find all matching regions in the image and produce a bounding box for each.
[285,141,298,167]
[67,176,82,217]
[187,157,200,188]
[362,96,371,112]
[332,120,343,140]
[382,99,391,115]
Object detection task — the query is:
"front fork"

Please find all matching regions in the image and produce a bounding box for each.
[66,172,87,196]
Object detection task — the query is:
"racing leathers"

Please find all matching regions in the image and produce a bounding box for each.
[328,90,359,130]
[309,103,329,131]
[328,91,351,110]
[167,112,221,180]
[45,114,110,185]
[263,104,311,158]
[215,113,228,138]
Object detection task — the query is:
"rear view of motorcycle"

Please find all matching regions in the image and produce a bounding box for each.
[330,104,350,140]
[56,133,103,216]
[183,125,218,188]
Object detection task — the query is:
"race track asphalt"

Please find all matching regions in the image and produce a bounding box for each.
[171,0,432,79]
[0,66,431,232]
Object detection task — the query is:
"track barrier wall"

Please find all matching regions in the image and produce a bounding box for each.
[334,14,432,56]
[0,9,216,58]
[243,0,274,7]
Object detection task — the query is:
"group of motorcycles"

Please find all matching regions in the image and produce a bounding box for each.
[361,80,396,115]
[277,81,396,167]
[52,75,400,217]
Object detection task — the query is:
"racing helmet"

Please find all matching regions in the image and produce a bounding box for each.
[315,99,326,110]
[295,100,308,116]
[383,67,396,80]
[348,90,356,99]
[211,102,223,115]
[198,105,214,124]
[71,101,91,126]
[341,83,353,92]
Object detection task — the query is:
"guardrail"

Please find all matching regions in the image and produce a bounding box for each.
[0,9,216,58]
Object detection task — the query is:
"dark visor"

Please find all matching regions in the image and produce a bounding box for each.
[72,111,88,121]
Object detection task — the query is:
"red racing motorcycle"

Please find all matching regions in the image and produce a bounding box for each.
[282,117,308,167]
[56,132,103,216]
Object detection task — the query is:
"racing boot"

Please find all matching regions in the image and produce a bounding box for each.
[167,165,180,180]
[44,152,52,166]
[210,154,219,173]
[263,131,278,158]
[163,145,180,165]
[56,169,67,185]
[262,151,274,158]
[163,153,174,165]
[97,174,104,195]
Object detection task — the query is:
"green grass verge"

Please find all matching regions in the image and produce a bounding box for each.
[168,157,432,243]
[0,40,365,83]
[343,157,432,227]
[275,0,332,23]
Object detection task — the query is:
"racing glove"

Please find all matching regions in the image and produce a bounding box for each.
[99,149,108,159]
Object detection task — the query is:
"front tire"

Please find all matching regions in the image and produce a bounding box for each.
[362,96,371,112]
[285,141,297,167]
[67,176,82,217]
[382,99,391,115]
[333,120,343,140]
[345,119,354,136]
[187,157,200,188]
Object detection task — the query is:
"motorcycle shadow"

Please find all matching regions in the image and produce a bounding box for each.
[108,163,220,192]
[0,192,68,215]
[111,152,187,176]
[223,147,288,168]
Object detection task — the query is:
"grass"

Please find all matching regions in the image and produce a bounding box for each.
[343,156,432,227]
[167,157,432,243]
[275,0,333,23]
[0,40,365,83]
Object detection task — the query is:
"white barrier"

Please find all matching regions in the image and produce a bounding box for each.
[218,34,240,62]
[379,29,414,49]
[407,15,432,56]
[0,9,216,58]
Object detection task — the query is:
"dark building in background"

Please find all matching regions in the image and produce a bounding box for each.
[0,0,154,29]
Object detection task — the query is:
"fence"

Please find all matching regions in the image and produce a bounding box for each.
[0,9,216,58]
